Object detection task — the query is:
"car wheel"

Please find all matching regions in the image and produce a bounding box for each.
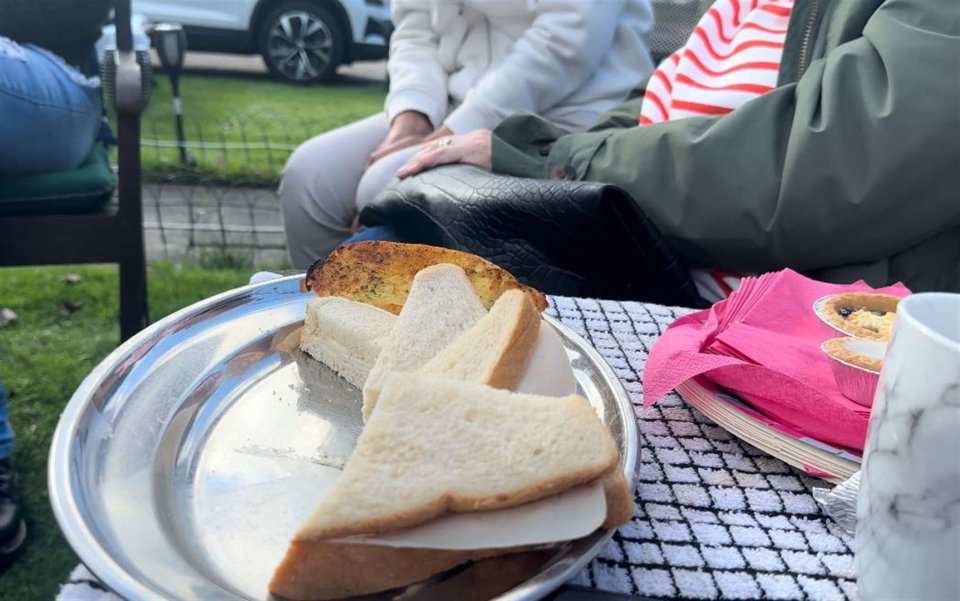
[259,1,344,84]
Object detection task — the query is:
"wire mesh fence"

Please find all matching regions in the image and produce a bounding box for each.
[142,177,288,269]
[141,119,300,187]
[138,127,294,269]
[136,108,367,269]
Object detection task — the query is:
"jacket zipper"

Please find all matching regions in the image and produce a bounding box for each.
[796,0,820,78]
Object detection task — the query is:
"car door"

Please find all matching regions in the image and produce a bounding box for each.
[132,0,257,31]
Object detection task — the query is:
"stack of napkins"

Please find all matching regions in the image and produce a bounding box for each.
[644,270,909,451]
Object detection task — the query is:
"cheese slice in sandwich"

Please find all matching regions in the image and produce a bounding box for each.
[269,373,633,600]
[361,263,487,420]
[515,321,578,397]
[300,297,397,389]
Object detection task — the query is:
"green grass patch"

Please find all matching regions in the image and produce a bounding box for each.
[0,263,252,599]
[123,74,384,184]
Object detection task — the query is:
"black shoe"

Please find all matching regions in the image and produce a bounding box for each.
[0,458,26,559]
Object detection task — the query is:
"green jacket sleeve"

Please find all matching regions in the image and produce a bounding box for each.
[490,76,649,179]
[493,0,960,273]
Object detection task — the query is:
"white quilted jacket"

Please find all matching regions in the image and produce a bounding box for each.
[385,0,655,134]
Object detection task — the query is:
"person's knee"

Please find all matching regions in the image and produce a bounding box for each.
[279,140,359,230]
[0,39,102,175]
[277,144,318,211]
[356,146,419,211]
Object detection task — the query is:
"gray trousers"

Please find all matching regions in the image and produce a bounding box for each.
[279,112,420,268]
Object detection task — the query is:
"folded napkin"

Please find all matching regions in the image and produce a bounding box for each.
[644,270,910,451]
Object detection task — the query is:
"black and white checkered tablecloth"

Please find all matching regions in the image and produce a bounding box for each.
[58,297,856,601]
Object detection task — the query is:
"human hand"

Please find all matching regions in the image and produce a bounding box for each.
[396,129,493,179]
[366,111,433,170]
[422,125,454,142]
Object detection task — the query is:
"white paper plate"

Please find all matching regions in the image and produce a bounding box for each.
[677,378,861,484]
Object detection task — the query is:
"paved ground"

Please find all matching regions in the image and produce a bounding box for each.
[143,182,288,267]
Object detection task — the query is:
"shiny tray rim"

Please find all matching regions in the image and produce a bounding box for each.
[48,275,638,600]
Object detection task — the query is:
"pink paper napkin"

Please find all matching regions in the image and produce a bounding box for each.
[644,270,910,451]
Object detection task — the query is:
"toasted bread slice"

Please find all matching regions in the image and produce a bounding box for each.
[362,264,487,420]
[419,289,540,391]
[304,241,548,314]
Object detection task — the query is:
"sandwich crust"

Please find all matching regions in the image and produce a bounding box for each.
[269,541,505,600]
[304,241,548,314]
[420,289,542,392]
[269,467,633,600]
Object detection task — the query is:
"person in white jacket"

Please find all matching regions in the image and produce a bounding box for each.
[280,0,655,267]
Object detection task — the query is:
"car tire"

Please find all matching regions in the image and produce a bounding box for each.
[258,1,344,84]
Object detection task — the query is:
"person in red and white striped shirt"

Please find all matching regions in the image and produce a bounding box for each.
[639,0,796,299]
[641,0,794,125]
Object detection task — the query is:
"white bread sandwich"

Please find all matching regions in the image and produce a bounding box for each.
[299,288,542,398]
[361,264,488,420]
[419,289,541,391]
[300,297,397,389]
[269,373,633,600]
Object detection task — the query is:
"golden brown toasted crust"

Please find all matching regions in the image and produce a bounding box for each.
[600,468,636,529]
[304,241,548,314]
[485,293,542,390]
[822,338,883,372]
[822,293,901,340]
[269,540,514,600]
[269,472,635,600]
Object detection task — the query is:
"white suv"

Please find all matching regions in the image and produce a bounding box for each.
[133,0,392,83]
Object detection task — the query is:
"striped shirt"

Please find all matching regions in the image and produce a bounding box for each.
[639,0,794,125]
[639,0,795,301]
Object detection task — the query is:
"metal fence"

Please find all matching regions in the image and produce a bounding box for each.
[142,175,288,268]
[138,121,302,269]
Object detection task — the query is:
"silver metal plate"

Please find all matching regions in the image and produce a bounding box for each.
[49,276,637,600]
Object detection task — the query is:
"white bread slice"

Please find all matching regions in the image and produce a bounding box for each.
[361,264,487,420]
[300,297,397,389]
[353,481,607,549]
[270,373,631,600]
[301,373,620,540]
[419,289,540,390]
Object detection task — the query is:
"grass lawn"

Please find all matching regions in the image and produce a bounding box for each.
[0,263,252,599]
[127,73,385,184]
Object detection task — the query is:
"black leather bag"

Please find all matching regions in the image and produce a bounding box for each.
[360,166,705,308]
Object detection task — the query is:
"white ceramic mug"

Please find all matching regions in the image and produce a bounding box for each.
[857,293,960,599]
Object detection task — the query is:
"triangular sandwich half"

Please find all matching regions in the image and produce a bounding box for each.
[418,289,541,390]
[269,373,633,600]
[361,263,487,419]
[300,297,397,389]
